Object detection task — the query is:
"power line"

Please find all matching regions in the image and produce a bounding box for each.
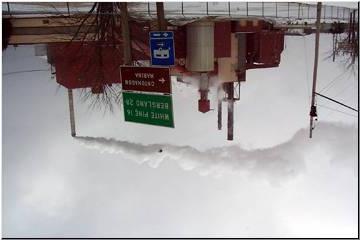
[332,78,356,98]
[3,69,49,76]
[317,104,358,118]
[315,92,358,112]
[318,70,349,93]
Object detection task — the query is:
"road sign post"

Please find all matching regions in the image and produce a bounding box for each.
[121,35,175,128]
[150,31,175,66]
[123,92,174,128]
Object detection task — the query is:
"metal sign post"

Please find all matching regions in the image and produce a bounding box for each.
[149,31,175,66]
[120,26,175,128]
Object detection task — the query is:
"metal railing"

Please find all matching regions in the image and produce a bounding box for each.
[2,2,357,22]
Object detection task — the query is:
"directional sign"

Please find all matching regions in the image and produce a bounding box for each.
[150,31,175,66]
[123,92,174,128]
[121,66,171,94]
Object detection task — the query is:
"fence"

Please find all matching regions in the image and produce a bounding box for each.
[2,2,357,22]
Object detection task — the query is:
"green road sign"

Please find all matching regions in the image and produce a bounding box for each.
[123,92,174,128]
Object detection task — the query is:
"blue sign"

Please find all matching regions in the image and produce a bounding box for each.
[149,31,175,66]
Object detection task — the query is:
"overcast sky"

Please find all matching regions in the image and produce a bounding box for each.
[323,1,358,9]
[2,28,358,237]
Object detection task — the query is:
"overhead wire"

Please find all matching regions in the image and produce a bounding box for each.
[332,78,356,99]
[318,69,349,93]
[340,91,357,109]
[317,103,358,118]
[315,30,358,121]
[3,69,49,76]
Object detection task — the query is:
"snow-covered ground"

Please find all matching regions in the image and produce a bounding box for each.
[2,33,358,237]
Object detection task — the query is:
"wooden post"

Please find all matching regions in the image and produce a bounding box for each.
[120,3,132,65]
[218,99,222,130]
[309,2,322,138]
[237,33,246,82]
[218,87,222,130]
[226,82,234,141]
[156,2,166,31]
[68,89,76,137]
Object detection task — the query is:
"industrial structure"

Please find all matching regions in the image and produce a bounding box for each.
[2,2,358,140]
[39,17,285,140]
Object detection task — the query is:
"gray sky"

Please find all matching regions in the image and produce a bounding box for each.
[2,32,358,237]
[323,1,359,9]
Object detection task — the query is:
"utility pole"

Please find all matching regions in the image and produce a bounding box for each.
[309,2,322,138]
[120,2,132,65]
[68,89,76,137]
[156,2,167,31]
